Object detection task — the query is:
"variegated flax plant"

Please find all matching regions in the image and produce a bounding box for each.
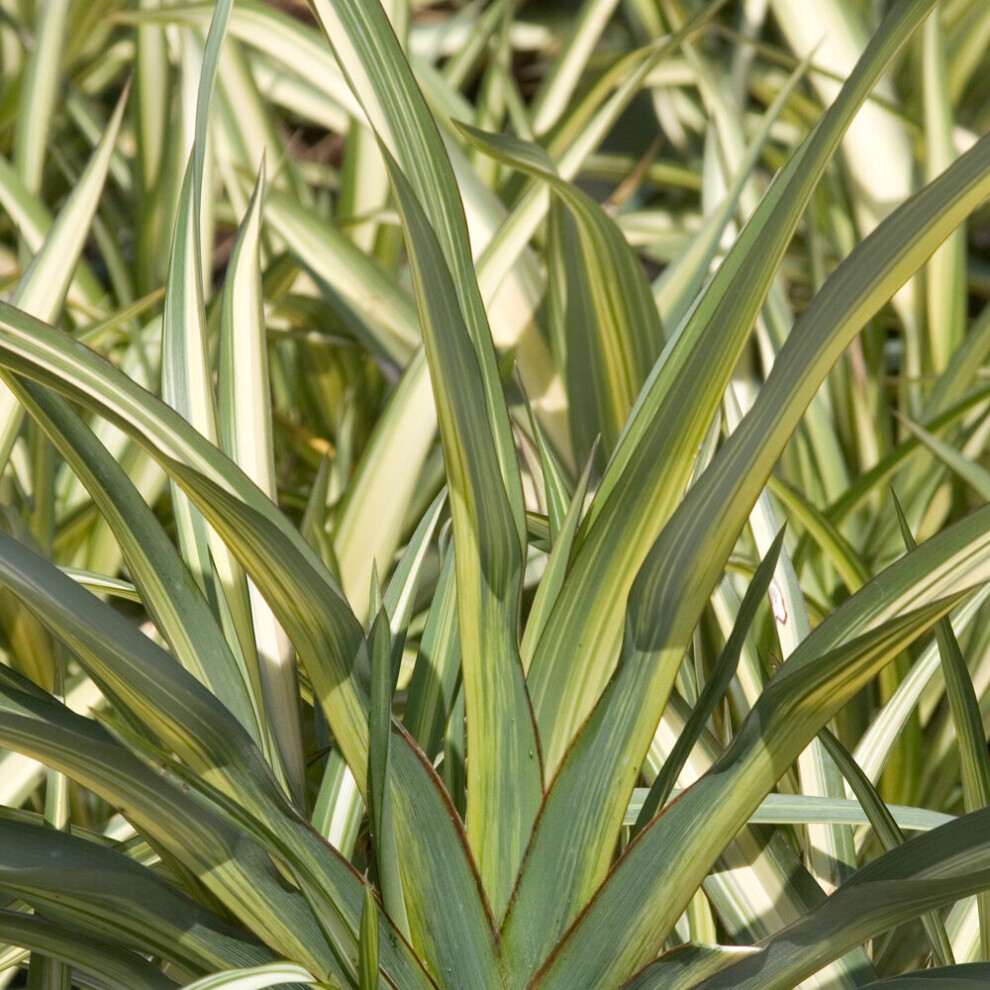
[1,0,990,988]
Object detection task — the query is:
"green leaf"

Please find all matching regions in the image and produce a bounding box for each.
[263,186,420,365]
[820,728,955,965]
[387,726,503,990]
[505,6,979,978]
[306,0,546,916]
[895,412,990,501]
[0,300,489,990]
[922,9,966,373]
[652,50,813,330]
[624,788,954,832]
[0,299,370,784]
[358,884,380,990]
[176,963,317,990]
[525,0,947,777]
[161,7,271,739]
[11,86,127,322]
[632,528,785,836]
[367,610,409,936]
[117,1,363,123]
[0,458,441,990]
[0,672,343,980]
[475,2,729,304]
[0,509,274,789]
[0,909,174,990]
[335,352,437,623]
[767,476,871,594]
[0,378,261,742]
[824,384,990,528]
[0,817,274,974]
[382,146,542,916]
[661,809,990,990]
[459,121,663,461]
[534,544,985,990]
[0,87,258,746]
[520,445,596,669]
[893,494,990,959]
[527,403,573,541]
[13,0,70,195]
[528,0,622,135]
[0,87,128,469]
[403,542,460,760]
[161,0,228,606]
[307,0,525,536]
[859,965,990,989]
[574,84,990,939]
[851,585,990,789]
[382,487,446,677]
[219,160,306,803]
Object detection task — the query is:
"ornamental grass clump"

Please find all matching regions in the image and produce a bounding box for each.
[1,0,990,988]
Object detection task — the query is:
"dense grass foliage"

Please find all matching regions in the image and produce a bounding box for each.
[1,1,990,988]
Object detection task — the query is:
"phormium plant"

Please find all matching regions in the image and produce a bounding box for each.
[1,0,990,988]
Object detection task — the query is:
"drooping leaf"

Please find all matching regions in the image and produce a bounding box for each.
[381,147,542,917]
